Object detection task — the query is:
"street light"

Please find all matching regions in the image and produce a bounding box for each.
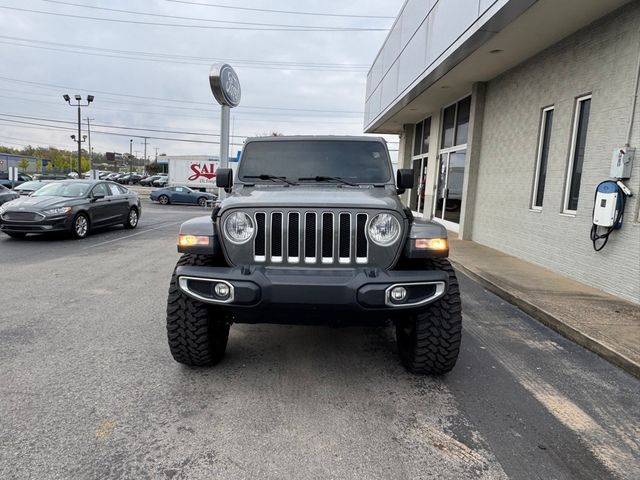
[63,94,94,175]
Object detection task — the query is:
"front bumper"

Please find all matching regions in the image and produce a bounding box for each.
[0,214,72,234]
[176,265,448,312]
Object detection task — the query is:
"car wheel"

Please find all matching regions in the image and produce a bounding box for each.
[197,197,207,207]
[166,254,230,366]
[5,232,27,239]
[124,207,139,229]
[395,259,462,375]
[71,213,90,239]
[159,195,170,205]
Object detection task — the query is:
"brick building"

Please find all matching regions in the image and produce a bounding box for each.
[365,0,640,303]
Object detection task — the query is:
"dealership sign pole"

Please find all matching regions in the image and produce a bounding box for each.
[209,64,241,200]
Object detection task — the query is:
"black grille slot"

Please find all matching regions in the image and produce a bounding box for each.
[271,212,283,258]
[254,213,266,258]
[339,213,351,259]
[356,214,368,259]
[288,213,299,258]
[3,212,40,221]
[304,212,316,259]
[322,213,333,259]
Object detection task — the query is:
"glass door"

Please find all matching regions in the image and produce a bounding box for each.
[433,150,466,229]
[410,158,428,216]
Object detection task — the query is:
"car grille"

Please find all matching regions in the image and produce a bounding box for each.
[250,210,370,265]
[1,211,44,222]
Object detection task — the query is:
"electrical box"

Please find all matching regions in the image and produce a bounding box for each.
[610,147,634,178]
[593,182,619,227]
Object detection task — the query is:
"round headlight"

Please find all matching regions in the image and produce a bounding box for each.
[368,213,400,246]
[224,211,254,244]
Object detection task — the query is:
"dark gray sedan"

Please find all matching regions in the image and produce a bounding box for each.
[0,180,141,239]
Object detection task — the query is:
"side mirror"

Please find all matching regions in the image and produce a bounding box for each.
[396,169,414,194]
[216,168,233,192]
[92,193,105,201]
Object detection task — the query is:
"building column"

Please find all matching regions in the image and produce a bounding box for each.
[397,123,414,206]
[458,82,487,240]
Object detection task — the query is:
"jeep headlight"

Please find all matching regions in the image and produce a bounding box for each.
[368,213,400,246]
[224,211,254,244]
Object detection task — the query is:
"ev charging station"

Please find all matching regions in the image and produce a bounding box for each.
[590,147,635,251]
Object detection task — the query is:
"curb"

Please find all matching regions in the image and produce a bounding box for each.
[450,259,640,379]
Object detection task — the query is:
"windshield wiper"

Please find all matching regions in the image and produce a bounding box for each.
[298,176,357,187]
[243,174,296,186]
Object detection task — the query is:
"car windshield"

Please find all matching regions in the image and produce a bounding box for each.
[32,182,91,197]
[238,140,392,184]
[16,181,46,191]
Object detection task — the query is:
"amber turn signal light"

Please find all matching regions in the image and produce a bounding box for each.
[415,238,448,250]
[178,235,210,247]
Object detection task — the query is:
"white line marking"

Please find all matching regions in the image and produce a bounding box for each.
[87,221,183,248]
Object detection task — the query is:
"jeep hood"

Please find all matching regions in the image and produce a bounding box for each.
[220,186,404,211]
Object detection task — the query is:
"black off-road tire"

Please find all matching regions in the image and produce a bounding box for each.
[166,254,230,366]
[395,258,462,375]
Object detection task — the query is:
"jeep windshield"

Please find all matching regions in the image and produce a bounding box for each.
[238,140,392,185]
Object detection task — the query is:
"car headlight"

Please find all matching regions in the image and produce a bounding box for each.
[43,207,72,216]
[223,211,254,244]
[368,213,401,246]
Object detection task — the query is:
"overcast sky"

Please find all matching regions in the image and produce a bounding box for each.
[0,0,403,160]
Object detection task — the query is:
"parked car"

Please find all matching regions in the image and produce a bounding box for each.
[118,173,143,185]
[12,180,54,196]
[0,180,141,239]
[0,185,19,205]
[0,172,32,188]
[152,175,169,187]
[150,186,216,206]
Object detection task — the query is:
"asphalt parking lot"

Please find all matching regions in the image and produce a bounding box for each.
[1,201,639,479]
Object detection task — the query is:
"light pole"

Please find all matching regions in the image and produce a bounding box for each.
[63,94,94,175]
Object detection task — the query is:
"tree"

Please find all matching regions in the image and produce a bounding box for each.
[18,159,30,172]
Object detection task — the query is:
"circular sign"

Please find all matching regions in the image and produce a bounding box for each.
[209,64,241,108]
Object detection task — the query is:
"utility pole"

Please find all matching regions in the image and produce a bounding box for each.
[129,139,133,173]
[154,147,159,162]
[86,117,94,175]
[143,137,148,166]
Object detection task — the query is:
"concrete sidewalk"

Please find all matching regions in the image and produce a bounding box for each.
[448,237,640,378]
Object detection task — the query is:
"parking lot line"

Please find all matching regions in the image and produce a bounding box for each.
[87,221,184,248]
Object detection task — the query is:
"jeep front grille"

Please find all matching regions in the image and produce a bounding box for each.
[252,210,369,265]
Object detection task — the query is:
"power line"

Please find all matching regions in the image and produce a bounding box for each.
[39,0,388,32]
[0,36,368,72]
[0,5,388,32]
[0,112,398,144]
[165,0,396,19]
[0,40,365,73]
[0,75,364,114]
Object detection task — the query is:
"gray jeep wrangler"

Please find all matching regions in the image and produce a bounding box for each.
[166,136,461,375]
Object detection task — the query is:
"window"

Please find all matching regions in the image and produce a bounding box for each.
[441,105,456,148]
[532,107,554,209]
[412,117,431,157]
[441,96,471,149]
[91,183,110,197]
[564,96,591,213]
[413,121,423,156]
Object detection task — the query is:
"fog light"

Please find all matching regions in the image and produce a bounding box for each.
[214,283,230,298]
[391,286,407,302]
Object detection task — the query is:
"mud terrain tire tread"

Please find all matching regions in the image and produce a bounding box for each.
[166,254,229,366]
[396,258,462,375]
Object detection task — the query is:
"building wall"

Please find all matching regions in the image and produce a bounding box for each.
[472,2,640,303]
